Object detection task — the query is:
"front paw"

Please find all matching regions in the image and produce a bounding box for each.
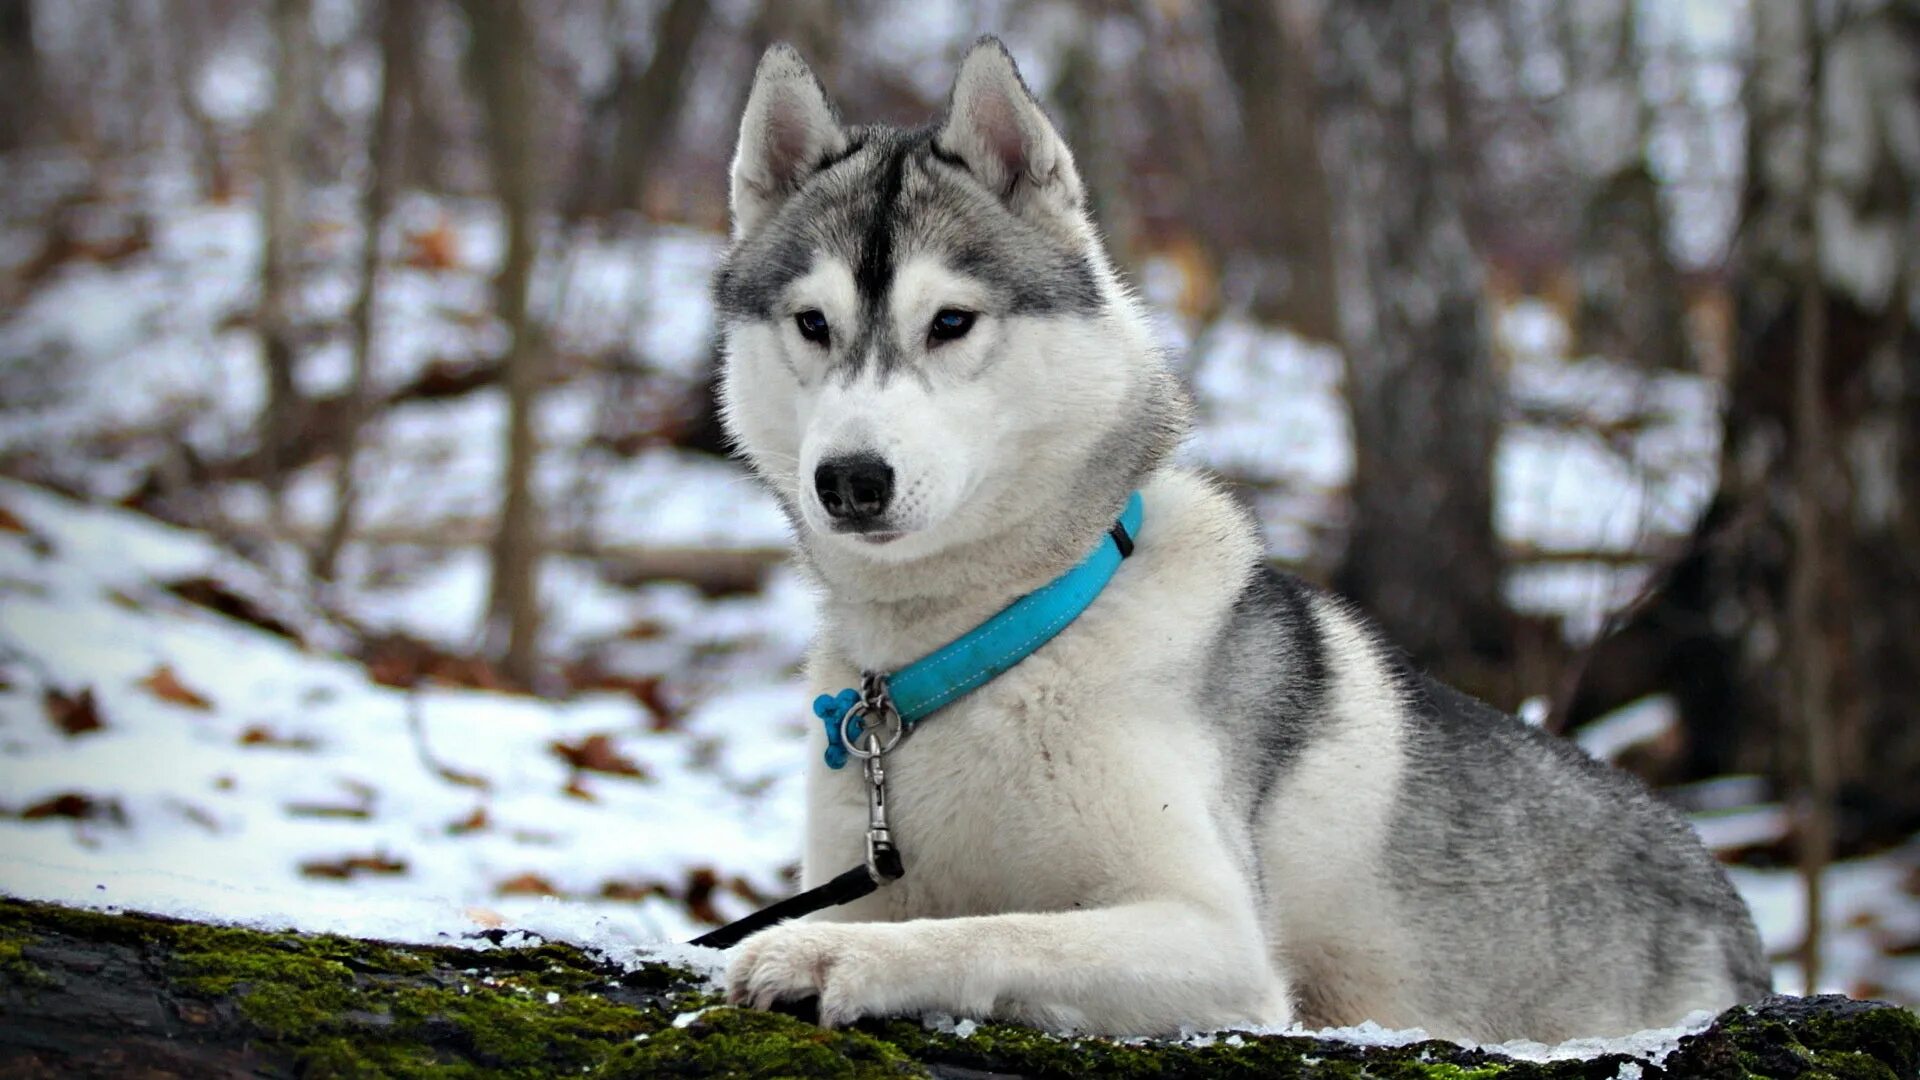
[725,922,893,1027]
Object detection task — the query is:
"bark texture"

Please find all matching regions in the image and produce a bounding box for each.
[1213,0,1340,339]
[1317,0,1514,693]
[1567,0,1920,852]
[2,898,1915,1079]
[1555,0,1693,372]
[254,0,317,532]
[314,0,416,583]
[462,0,547,687]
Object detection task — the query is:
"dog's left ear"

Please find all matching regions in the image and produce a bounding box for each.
[936,37,1085,218]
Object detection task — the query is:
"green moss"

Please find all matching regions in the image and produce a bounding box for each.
[595,1007,927,1078]
[5,898,1918,1079]
[0,932,46,989]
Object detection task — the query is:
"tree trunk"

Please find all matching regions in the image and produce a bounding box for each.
[1567,1,1920,854]
[255,0,316,536]
[463,0,546,688]
[0,0,37,152]
[1212,0,1340,340]
[1556,0,1693,371]
[312,0,415,584]
[1317,0,1514,695]
[2,898,1911,1078]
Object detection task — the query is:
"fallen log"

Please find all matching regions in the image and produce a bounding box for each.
[2,897,1915,1078]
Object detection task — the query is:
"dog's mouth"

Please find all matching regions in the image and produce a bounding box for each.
[826,522,904,545]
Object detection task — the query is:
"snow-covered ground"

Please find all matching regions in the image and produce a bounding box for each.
[1,183,1914,1034]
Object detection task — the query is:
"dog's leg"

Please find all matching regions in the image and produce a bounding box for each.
[726,899,1292,1034]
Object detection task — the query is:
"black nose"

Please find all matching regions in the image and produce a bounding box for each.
[814,454,894,521]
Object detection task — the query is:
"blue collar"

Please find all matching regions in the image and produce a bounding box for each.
[813,492,1144,769]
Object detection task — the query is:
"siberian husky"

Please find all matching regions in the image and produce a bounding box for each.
[711,37,1768,1042]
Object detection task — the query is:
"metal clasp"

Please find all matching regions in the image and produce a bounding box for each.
[853,671,905,883]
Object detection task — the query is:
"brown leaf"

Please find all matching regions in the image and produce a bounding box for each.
[239,725,318,750]
[19,792,125,823]
[447,806,490,835]
[597,879,670,902]
[548,733,646,779]
[139,664,213,711]
[464,906,508,929]
[44,686,105,736]
[403,218,461,271]
[0,505,26,533]
[363,634,523,694]
[496,872,559,897]
[684,867,722,925]
[562,776,596,802]
[299,852,408,880]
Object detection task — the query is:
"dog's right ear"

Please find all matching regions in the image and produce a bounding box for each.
[730,45,847,239]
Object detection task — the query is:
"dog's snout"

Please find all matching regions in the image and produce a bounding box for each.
[814,454,894,521]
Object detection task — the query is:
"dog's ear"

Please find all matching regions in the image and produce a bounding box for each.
[936,37,1084,217]
[731,44,847,239]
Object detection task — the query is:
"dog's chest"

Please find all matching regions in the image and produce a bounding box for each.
[808,666,1155,917]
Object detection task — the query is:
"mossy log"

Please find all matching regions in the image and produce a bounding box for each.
[2,898,1916,1079]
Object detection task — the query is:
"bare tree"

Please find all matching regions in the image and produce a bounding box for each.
[255,0,317,535]
[1569,0,1920,869]
[313,0,417,583]
[1212,0,1339,338]
[568,0,711,221]
[0,0,37,151]
[462,0,547,686]
[1785,0,1835,994]
[1555,0,1692,371]
[1317,0,1513,692]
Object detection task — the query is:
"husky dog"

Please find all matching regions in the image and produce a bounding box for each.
[712,38,1768,1042]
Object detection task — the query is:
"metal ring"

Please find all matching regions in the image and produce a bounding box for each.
[839,701,903,759]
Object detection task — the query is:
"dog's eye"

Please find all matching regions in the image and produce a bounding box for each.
[928,309,975,344]
[794,310,830,346]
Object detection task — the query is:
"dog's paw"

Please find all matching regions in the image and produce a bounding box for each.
[725,922,896,1027]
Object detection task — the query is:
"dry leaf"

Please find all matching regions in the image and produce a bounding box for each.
[447,806,490,835]
[496,872,560,897]
[404,219,461,271]
[0,505,26,533]
[548,733,645,779]
[299,853,408,879]
[562,776,595,802]
[464,906,508,929]
[597,879,670,902]
[139,664,213,711]
[239,725,318,750]
[43,686,104,736]
[18,792,125,823]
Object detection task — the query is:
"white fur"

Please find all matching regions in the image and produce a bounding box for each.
[733,472,1294,1033]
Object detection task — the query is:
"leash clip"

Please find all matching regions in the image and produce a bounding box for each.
[855,672,905,882]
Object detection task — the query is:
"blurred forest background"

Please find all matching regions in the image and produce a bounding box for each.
[0,0,1916,1008]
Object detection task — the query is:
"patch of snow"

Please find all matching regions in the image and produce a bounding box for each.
[1576,696,1679,762]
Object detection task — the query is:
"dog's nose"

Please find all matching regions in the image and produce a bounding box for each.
[814,454,894,521]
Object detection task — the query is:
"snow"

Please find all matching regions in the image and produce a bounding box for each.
[1576,695,1679,762]
[0,478,811,951]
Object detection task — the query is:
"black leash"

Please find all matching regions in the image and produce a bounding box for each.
[690,864,881,950]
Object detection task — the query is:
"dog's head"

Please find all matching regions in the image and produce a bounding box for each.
[715,38,1186,578]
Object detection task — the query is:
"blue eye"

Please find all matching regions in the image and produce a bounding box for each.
[795,310,830,345]
[929,309,975,343]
